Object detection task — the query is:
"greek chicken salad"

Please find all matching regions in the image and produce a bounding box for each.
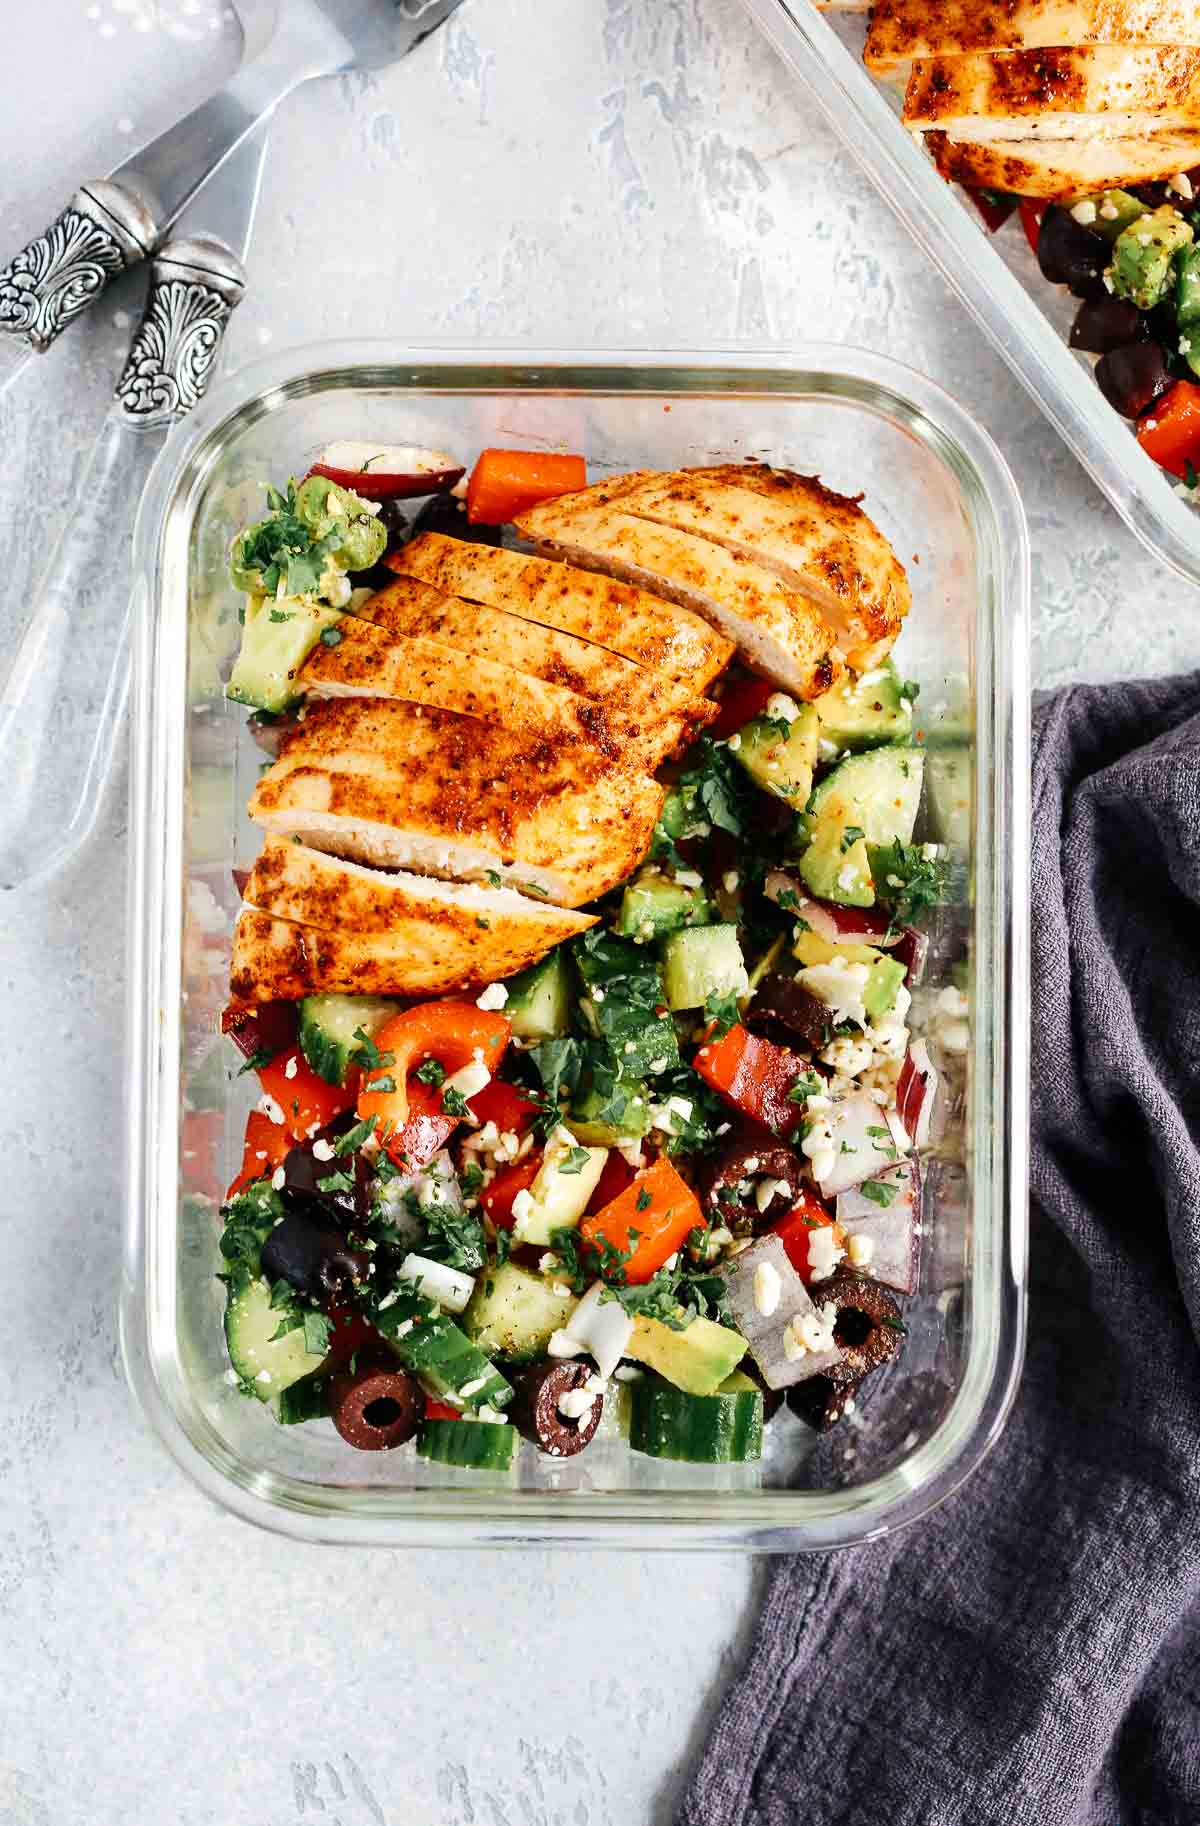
[213,437,967,1473]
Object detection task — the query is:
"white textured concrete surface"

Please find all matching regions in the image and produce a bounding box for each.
[1,3,1197,1824]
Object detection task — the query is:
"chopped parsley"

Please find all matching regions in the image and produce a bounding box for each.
[703,987,741,1038]
[636,1187,653,1212]
[352,1027,395,1072]
[558,1147,592,1175]
[841,825,866,852]
[872,837,949,930]
[415,1059,446,1087]
[418,1197,487,1272]
[333,1114,376,1156]
[236,1045,273,1076]
[858,1176,899,1208]
[898,678,920,704]
[316,1168,355,1195]
[365,1074,397,1096]
[441,1086,471,1118]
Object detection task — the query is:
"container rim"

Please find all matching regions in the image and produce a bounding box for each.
[738,0,1200,589]
[121,340,1030,1549]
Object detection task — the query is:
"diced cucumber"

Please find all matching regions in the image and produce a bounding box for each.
[863,956,906,1020]
[808,747,925,848]
[504,948,572,1042]
[224,1273,327,1401]
[569,1079,652,1146]
[226,594,345,713]
[298,993,401,1085]
[793,930,883,970]
[797,798,875,908]
[417,1418,516,1471]
[277,1372,333,1425]
[923,746,970,852]
[574,931,679,1077]
[627,1314,747,1395]
[511,1132,609,1246]
[616,868,713,941]
[812,658,913,753]
[732,701,819,802]
[381,1299,514,1413]
[463,1262,578,1364]
[660,924,748,1013]
[629,1370,763,1464]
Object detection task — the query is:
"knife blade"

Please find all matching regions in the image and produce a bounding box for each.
[0,0,467,397]
[0,123,270,891]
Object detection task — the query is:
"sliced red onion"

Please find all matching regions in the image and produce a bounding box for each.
[763,872,900,947]
[816,1090,903,1198]
[308,442,465,501]
[249,712,301,758]
[892,925,928,984]
[897,1041,941,1151]
[220,999,297,1059]
[835,1159,921,1294]
[718,1235,845,1389]
[232,866,250,899]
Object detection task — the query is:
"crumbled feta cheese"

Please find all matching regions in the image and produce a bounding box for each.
[847,1231,875,1269]
[459,1375,488,1399]
[1070,199,1097,226]
[663,1252,679,1272]
[284,1055,298,1080]
[1099,199,1119,221]
[801,1115,836,1189]
[753,1259,783,1317]
[754,1176,791,1214]
[551,1282,572,1299]
[477,1404,508,1424]
[1171,171,1195,200]
[615,1138,646,1169]
[786,1299,838,1356]
[558,1387,599,1421]
[591,986,605,1003]
[765,691,800,723]
[539,1252,560,1276]
[311,1137,335,1162]
[270,1166,286,1190]
[392,1318,415,1339]
[723,870,740,894]
[727,733,742,751]
[674,869,704,888]
[510,1187,536,1235]
[444,1059,492,1101]
[377,1288,401,1311]
[808,1226,846,1283]
[547,1329,583,1359]
[821,1033,874,1078]
[797,957,871,1028]
[475,982,508,1011]
[818,736,840,761]
[614,1364,643,1382]
[258,1094,285,1126]
[583,1373,608,1395]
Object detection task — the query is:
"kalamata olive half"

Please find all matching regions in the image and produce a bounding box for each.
[815,1271,905,1387]
[281,1130,372,1224]
[1069,296,1147,355]
[330,1364,422,1450]
[510,1361,604,1457]
[1036,207,1110,298]
[261,1209,369,1299]
[746,972,832,1050]
[695,1129,804,1226]
[787,1372,866,1433]
[1095,342,1173,419]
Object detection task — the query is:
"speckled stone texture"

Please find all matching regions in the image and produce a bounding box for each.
[1,2,1197,1823]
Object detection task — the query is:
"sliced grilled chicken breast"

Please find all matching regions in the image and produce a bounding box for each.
[866,0,1200,81]
[393,533,733,689]
[513,499,843,699]
[562,464,909,673]
[232,840,594,1001]
[352,576,716,765]
[925,127,1200,198]
[906,46,1200,142]
[248,698,662,909]
[299,620,622,755]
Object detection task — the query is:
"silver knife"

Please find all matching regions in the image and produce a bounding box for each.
[0,0,466,397]
[0,124,269,891]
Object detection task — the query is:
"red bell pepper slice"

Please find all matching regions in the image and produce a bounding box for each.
[585,1149,635,1215]
[579,1157,702,1285]
[357,1000,512,1166]
[425,1398,463,1421]
[482,1153,544,1230]
[221,999,297,1063]
[771,1189,841,1286]
[709,672,777,741]
[1137,379,1200,479]
[259,1046,356,1144]
[322,1302,382,1365]
[1019,199,1046,256]
[226,1107,292,1199]
[692,1024,809,1138]
[965,186,1017,234]
[467,1077,541,1136]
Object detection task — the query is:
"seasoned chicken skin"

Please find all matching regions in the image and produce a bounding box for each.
[248,697,663,909]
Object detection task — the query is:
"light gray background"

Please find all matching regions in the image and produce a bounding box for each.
[1,3,1196,1824]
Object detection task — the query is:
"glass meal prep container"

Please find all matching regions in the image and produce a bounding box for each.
[120,344,1029,1549]
[741,0,1200,590]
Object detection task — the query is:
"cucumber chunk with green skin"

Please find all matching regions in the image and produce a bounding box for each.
[661,924,748,1012]
[1110,205,1193,312]
[417,1418,516,1471]
[812,658,914,754]
[226,595,345,713]
[616,869,714,941]
[372,1291,514,1413]
[504,948,572,1041]
[277,1372,333,1425]
[463,1262,578,1364]
[224,1272,328,1401]
[629,1370,763,1463]
[808,746,925,848]
[298,993,402,1085]
[569,1079,652,1146]
[863,956,906,1021]
[627,1314,747,1395]
[797,798,875,908]
[732,702,819,802]
[574,930,680,1077]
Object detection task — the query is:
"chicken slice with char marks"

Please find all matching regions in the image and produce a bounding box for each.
[392,532,733,690]
[905,45,1200,142]
[865,0,1200,82]
[924,126,1200,199]
[248,697,663,909]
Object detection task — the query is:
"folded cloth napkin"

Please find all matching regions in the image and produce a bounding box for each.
[678,674,1200,1826]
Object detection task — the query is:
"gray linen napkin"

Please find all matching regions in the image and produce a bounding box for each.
[678,674,1200,1826]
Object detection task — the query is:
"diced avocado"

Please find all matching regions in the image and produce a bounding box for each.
[463,1261,578,1364]
[626,1313,747,1395]
[1070,188,1145,244]
[226,593,344,713]
[808,747,925,847]
[863,956,906,1021]
[511,1131,609,1247]
[660,924,748,1012]
[504,948,572,1041]
[224,1272,327,1401]
[573,930,679,1077]
[569,1079,652,1146]
[1110,205,1194,313]
[797,796,875,908]
[616,868,714,941]
[793,929,883,970]
[1179,246,1200,329]
[298,993,401,1085]
[293,475,388,573]
[923,746,970,852]
[812,658,914,754]
[732,700,819,802]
